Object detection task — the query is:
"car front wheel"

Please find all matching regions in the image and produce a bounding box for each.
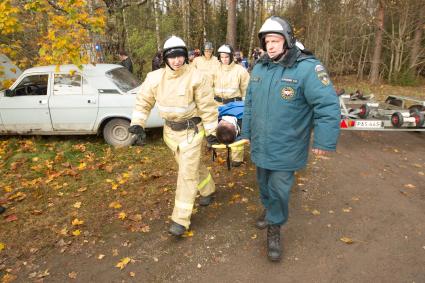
[103,118,135,147]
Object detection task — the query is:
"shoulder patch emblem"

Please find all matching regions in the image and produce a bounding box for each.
[315,65,330,86]
[281,87,295,100]
[315,65,325,72]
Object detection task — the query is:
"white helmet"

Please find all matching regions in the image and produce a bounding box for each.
[217,44,234,64]
[162,35,188,60]
[258,16,296,49]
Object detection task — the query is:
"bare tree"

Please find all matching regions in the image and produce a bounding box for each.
[226,0,237,47]
[153,0,161,50]
[409,2,425,75]
[370,0,385,84]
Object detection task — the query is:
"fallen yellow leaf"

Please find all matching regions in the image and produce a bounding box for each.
[311,209,320,216]
[77,162,86,170]
[109,201,122,209]
[404,184,416,189]
[116,257,131,270]
[2,273,17,283]
[129,272,135,277]
[340,237,354,244]
[68,271,77,279]
[182,230,194,237]
[106,179,113,183]
[71,218,84,226]
[72,230,81,236]
[59,227,68,235]
[0,242,5,252]
[228,182,235,188]
[98,254,105,260]
[118,212,127,220]
[73,202,82,208]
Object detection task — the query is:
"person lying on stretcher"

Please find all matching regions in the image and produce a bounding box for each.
[213,101,248,169]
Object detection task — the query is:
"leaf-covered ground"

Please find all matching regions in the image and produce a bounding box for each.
[1,76,424,282]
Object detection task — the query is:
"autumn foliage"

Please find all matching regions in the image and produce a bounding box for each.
[0,0,106,70]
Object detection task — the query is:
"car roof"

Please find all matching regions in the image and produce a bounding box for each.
[22,64,123,77]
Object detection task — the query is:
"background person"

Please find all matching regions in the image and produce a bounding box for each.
[129,36,219,237]
[192,41,220,81]
[241,16,340,262]
[118,50,133,73]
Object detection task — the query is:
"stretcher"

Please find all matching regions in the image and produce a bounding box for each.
[212,139,249,170]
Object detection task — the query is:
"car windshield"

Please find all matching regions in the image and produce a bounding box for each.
[105,67,141,93]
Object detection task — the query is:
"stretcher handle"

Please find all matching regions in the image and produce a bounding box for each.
[212,139,249,149]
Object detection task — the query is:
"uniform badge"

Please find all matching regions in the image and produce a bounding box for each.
[315,64,330,86]
[281,87,295,100]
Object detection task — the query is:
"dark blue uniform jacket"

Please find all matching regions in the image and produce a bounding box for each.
[241,48,340,171]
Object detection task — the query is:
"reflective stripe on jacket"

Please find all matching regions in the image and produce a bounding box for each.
[213,62,250,100]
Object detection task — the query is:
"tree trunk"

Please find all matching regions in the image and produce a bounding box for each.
[248,0,258,59]
[202,0,208,42]
[409,4,424,73]
[370,0,385,84]
[182,0,189,44]
[153,0,161,51]
[226,0,237,47]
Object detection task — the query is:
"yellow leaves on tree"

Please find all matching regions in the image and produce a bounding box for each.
[0,0,106,69]
[37,0,106,66]
[0,0,22,36]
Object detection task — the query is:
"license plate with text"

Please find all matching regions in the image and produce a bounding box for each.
[354,120,384,128]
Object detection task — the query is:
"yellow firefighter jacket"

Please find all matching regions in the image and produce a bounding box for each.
[213,62,250,100]
[131,64,218,136]
[193,55,220,80]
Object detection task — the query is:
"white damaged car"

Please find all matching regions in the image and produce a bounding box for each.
[0,64,163,146]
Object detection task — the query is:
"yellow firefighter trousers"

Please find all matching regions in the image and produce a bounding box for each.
[163,125,215,229]
[216,101,244,163]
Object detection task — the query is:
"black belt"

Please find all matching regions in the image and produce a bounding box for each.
[214,96,242,104]
[165,117,201,131]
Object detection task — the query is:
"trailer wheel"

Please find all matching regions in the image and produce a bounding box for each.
[391,112,404,128]
[412,112,425,128]
[358,104,370,118]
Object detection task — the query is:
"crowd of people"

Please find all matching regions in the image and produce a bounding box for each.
[128,16,340,263]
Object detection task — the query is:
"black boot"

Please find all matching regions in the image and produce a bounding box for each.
[168,221,186,237]
[255,209,267,230]
[267,224,282,262]
[199,193,214,206]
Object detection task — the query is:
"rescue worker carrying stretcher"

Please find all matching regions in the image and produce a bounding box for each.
[129,36,219,237]
[213,44,250,167]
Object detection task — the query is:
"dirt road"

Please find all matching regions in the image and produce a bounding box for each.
[6,130,425,282]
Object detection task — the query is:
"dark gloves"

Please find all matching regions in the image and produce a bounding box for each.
[128,125,146,145]
[206,135,219,147]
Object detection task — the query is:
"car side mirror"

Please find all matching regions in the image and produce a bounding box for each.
[4,89,14,97]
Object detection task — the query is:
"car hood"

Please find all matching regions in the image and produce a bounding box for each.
[127,85,141,95]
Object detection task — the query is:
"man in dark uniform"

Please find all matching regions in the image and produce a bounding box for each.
[241,16,340,262]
